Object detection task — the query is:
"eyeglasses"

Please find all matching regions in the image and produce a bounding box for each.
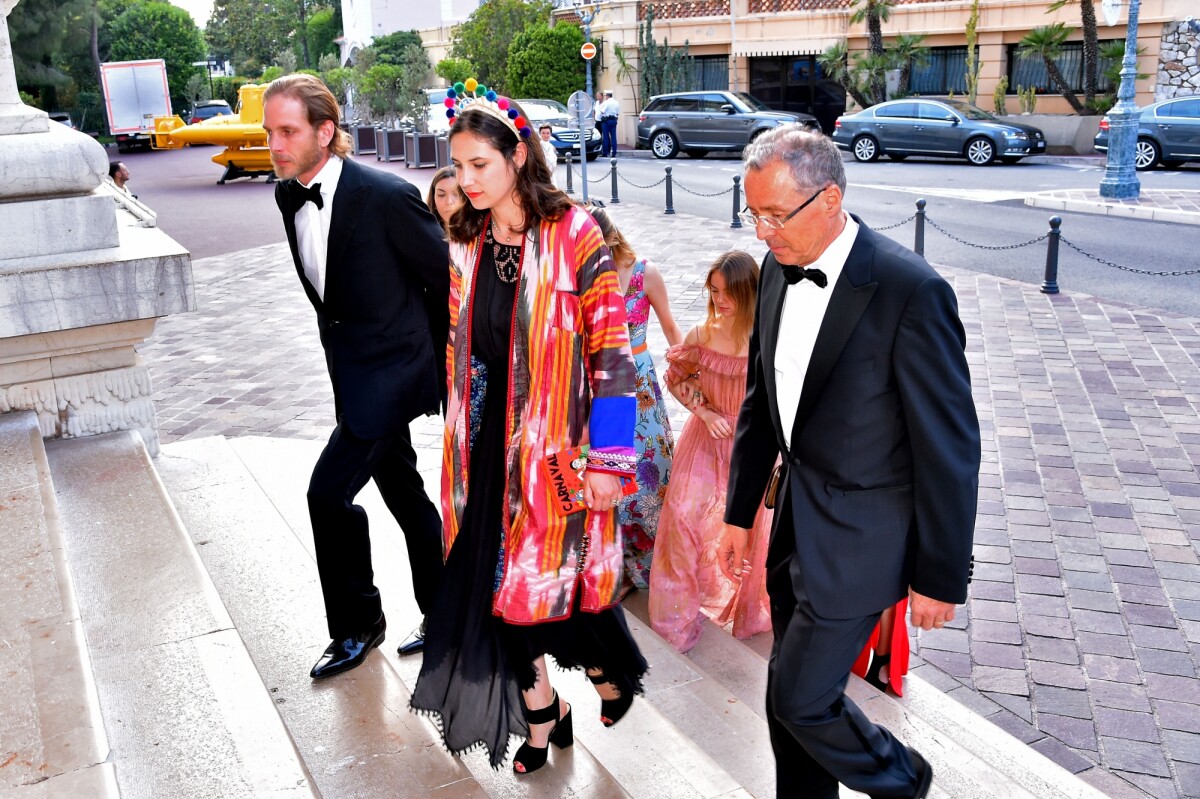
[738,185,827,230]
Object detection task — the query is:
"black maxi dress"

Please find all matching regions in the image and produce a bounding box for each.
[411,231,649,769]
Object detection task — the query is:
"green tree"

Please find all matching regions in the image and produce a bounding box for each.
[505,23,584,105]
[397,43,432,130]
[435,57,474,87]
[358,63,404,124]
[638,5,693,101]
[206,0,291,73]
[306,6,341,65]
[888,33,928,99]
[849,0,894,104]
[451,0,552,93]
[964,0,981,105]
[1018,23,1085,113]
[8,0,93,87]
[371,30,422,66]
[818,42,871,110]
[612,43,640,114]
[107,1,205,107]
[1047,0,1099,112]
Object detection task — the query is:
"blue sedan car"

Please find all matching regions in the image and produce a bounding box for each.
[832,98,1046,165]
[1093,95,1200,170]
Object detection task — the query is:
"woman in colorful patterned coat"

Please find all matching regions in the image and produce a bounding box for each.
[410,91,647,775]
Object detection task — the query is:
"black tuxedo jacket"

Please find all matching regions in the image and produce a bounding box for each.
[726,218,980,620]
[275,157,450,440]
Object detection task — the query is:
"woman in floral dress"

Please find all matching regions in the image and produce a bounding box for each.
[589,208,682,592]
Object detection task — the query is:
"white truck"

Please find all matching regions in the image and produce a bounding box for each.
[100,59,172,152]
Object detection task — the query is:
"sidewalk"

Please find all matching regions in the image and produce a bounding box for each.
[1026,188,1200,226]
[140,201,1200,799]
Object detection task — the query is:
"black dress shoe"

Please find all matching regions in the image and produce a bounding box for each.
[396,619,425,656]
[310,615,386,680]
[908,747,934,799]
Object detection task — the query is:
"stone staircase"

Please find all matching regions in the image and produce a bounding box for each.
[1,424,1116,798]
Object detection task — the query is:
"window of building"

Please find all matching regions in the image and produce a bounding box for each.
[691,56,730,91]
[908,47,969,95]
[1005,42,1118,93]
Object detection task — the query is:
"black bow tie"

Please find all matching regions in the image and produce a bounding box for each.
[288,181,323,213]
[781,265,828,288]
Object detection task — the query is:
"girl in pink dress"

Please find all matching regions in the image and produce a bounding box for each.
[649,251,773,653]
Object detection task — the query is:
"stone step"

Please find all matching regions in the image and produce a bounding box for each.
[171,435,753,799]
[0,411,114,798]
[623,592,1110,799]
[44,430,315,799]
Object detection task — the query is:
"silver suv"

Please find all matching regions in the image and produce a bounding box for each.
[636,90,818,159]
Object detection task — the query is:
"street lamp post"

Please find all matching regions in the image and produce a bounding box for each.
[1098,0,1141,199]
[572,0,603,203]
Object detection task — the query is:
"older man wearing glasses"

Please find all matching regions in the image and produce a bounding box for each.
[718,125,980,799]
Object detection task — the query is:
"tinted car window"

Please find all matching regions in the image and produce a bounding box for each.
[645,98,670,112]
[918,102,957,121]
[875,102,918,119]
[1161,99,1200,118]
[698,94,728,112]
[670,97,700,112]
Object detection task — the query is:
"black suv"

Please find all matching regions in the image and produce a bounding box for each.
[636,91,818,159]
[189,100,233,124]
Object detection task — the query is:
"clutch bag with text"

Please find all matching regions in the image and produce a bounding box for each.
[541,445,637,516]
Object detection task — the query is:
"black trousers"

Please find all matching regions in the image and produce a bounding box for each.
[765,494,920,799]
[307,420,443,639]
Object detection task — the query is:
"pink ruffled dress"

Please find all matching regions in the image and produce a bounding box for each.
[648,343,773,653]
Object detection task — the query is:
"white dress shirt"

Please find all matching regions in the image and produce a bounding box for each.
[775,214,860,447]
[600,97,620,119]
[295,155,343,302]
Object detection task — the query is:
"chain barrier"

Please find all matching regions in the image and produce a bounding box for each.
[1059,237,1200,277]
[571,166,612,183]
[874,213,915,232]
[671,178,735,198]
[615,171,668,190]
[925,216,1048,251]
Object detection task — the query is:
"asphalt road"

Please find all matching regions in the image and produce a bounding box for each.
[116,143,1200,318]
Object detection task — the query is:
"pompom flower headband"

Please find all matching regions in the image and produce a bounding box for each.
[444,78,532,139]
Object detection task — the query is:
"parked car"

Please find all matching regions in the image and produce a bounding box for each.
[189,100,233,124]
[636,90,818,159]
[49,111,75,129]
[1093,95,1200,170]
[515,98,602,162]
[832,98,1047,165]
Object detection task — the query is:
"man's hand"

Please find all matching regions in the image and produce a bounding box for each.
[716,523,751,581]
[908,588,957,631]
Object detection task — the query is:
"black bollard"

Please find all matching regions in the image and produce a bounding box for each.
[564,152,574,195]
[914,198,926,256]
[731,174,743,229]
[1041,216,1062,294]
[610,158,620,204]
[664,166,675,215]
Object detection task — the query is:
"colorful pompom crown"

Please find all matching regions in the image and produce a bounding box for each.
[444,78,532,139]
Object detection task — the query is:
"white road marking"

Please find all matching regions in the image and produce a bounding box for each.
[848,183,1032,202]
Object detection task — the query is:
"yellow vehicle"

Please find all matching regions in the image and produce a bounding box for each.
[152,83,274,184]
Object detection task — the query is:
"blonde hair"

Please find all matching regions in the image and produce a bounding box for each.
[704,250,759,348]
[586,206,636,266]
[263,73,352,158]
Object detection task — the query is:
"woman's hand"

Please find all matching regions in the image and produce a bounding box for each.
[701,409,733,439]
[583,470,623,511]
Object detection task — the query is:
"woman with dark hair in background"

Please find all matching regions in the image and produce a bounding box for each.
[425,166,462,231]
[410,87,647,776]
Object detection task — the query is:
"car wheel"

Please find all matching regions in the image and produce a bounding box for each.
[999,156,1022,164]
[684,149,709,158]
[1162,159,1185,170]
[651,131,679,159]
[889,153,908,161]
[1134,138,1160,170]
[965,137,996,165]
[852,135,879,162]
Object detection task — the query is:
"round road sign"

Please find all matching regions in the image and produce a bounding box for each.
[581,42,597,60]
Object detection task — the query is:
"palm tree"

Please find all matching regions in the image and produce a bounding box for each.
[818,42,872,110]
[854,51,892,107]
[613,44,640,114]
[849,0,895,106]
[1018,23,1085,114]
[888,34,929,99]
[1048,0,1100,112]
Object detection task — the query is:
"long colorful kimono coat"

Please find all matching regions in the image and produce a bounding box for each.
[442,205,638,624]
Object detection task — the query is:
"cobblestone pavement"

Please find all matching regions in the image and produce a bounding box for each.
[1027,188,1200,226]
[141,199,1200,799]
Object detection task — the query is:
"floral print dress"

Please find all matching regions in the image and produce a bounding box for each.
[617,259,675,588]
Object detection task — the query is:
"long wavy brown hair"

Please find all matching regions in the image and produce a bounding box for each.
[445,103,572,244]
[704,250,759,349]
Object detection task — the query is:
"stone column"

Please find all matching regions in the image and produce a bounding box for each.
[0,0,194,454]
